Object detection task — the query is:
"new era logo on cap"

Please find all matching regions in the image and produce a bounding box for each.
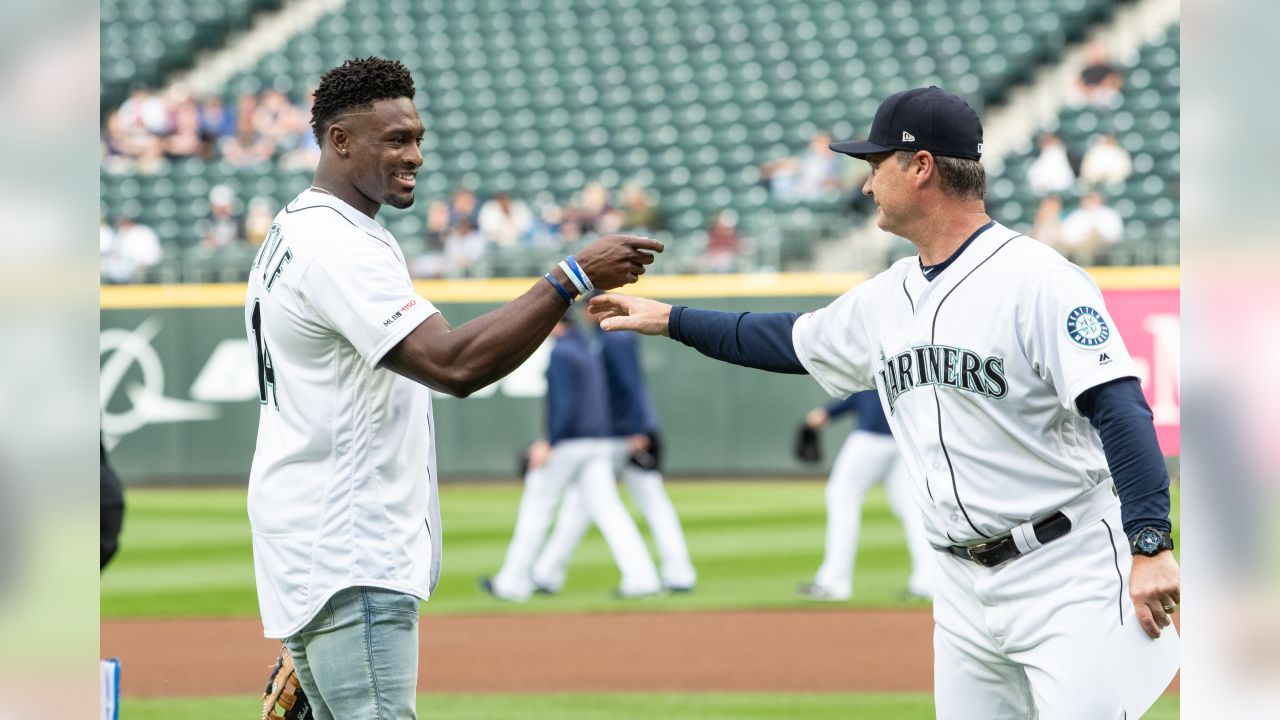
[829,86,984,161]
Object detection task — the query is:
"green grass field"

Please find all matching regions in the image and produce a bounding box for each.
[103,480,1180,718]
[122,692,1179,720]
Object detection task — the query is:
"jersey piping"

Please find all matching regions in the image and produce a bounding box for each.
[1101,518,1125,626]
[929,232,1022,539]
[284,202,393,250]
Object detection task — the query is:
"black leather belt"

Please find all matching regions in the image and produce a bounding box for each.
[946,512,1073,567]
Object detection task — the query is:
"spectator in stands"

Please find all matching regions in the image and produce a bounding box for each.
[280,87,322,170]
[101,214,162,284]
[793,131,844,200]
[523,198,566,249]
[478,192,536,248]
[761,131,844,201]
[199,95,235,146]
[1026,132,1076,196]
[1059,192,1124,265]
[102,110,164,173]
[576,182,623,233]
[255,88,304,147]
[163,98,205,160]
[425,200,452,250]
[1032,195,1065,250]
[221,93,275,167]
[1076,40,1125,107]
[443,217,487,278]
[449,187,479,227]
[117,87,170,137]
[1079,134,1133,187]
[700,209,743,273]
[620,183,666,233]
[200,185,245,250]
[244,196,277,247]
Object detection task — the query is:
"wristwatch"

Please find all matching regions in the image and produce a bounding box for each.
[1129,527,1175,556]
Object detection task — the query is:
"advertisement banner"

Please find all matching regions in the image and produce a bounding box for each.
[100,273,1180,483]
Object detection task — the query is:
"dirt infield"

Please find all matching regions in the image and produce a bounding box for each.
[101,609,936,697]
[101,608,1180,698]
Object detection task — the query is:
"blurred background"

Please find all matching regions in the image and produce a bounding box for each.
[95,0,1190,718]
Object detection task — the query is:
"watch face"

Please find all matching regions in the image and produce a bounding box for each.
[1137,529,1161,553]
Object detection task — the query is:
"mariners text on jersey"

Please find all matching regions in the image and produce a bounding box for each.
[879,344,1008,412]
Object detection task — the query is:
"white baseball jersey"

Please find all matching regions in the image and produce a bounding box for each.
[244,188,441,638]
[792,222,1137,547]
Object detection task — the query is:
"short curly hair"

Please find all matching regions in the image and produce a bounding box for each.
[310,57,416,146]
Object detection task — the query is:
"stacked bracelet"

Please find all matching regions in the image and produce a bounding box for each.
[565,255,594,292]
[558,259,587,295]
[544,273,575,305]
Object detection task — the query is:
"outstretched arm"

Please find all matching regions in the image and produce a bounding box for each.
[589,294,807,374]
[386,236,662,397]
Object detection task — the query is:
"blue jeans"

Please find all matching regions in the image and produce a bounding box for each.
[284,586,420,719]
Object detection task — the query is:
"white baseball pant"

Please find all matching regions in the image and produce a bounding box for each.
[933,484,1170,719]
[533,439,696,591]
[813,430,935,600]
[491,438,659,600]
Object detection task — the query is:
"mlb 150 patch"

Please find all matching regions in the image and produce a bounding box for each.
[1066,306,1110,347]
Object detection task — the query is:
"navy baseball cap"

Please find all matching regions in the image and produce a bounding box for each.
[830,87,984,161]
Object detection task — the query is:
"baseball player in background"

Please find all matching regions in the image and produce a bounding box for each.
[590,86,1179,718]
[244,57,661,719]
[480,315,662,601]
[532,319,697,594]
[797,390,933,602]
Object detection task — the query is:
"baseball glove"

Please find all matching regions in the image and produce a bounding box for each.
[794,423,822,464]
[262,645,312,720]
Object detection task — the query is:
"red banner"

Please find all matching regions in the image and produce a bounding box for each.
[1103,289,1180,455]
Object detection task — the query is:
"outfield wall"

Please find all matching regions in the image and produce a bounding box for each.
[100,269,1179,484]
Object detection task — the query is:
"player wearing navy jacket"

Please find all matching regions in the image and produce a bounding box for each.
[533,327,697,594]
[797,390,933,602]
[482,317,660,602]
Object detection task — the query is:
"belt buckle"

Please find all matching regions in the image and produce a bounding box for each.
[965,541,994,564]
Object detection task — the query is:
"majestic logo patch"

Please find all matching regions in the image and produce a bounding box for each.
[1066,306,1110,347]
[1098,352,1112,365]
[878,344,1009,412]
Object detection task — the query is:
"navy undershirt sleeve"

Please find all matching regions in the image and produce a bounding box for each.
[667,307,807,374]
[823,395,861,419]
[1076,377,1172,538]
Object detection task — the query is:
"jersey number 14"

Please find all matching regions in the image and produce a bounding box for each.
[250,300,280,409]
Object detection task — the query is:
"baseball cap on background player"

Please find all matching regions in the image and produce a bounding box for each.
[829,86,984,161]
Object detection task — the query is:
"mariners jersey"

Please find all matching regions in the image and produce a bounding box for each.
[244,188,441,638]
[792,222,1137,547]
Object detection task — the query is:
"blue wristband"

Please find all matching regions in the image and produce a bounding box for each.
[544,273,574,305]
[566,255,594,292]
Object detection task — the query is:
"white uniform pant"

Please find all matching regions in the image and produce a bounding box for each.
[933,487,1172,719]
[533,440,696,591]
[814,431,935,599]
[491,438,660,600]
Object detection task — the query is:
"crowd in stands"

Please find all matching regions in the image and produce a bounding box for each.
[102,84,320,174]
[99,33,1166,284]
[1022,43,1137,266]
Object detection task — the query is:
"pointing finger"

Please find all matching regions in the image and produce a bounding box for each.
[627,237,665,254]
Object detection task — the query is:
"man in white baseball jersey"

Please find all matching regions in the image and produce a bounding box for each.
[797,390,934,602]
[479,315,661,602]
[245,57,661,719]
[531,318,696,595]
[590,87,1179,718]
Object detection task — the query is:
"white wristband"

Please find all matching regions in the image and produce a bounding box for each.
[558,260,587,294]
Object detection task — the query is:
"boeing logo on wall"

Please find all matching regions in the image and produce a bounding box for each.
[99,317,254,448]
[100,318,554,447]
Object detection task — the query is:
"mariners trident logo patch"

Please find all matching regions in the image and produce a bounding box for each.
[1066,306,1110,347]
